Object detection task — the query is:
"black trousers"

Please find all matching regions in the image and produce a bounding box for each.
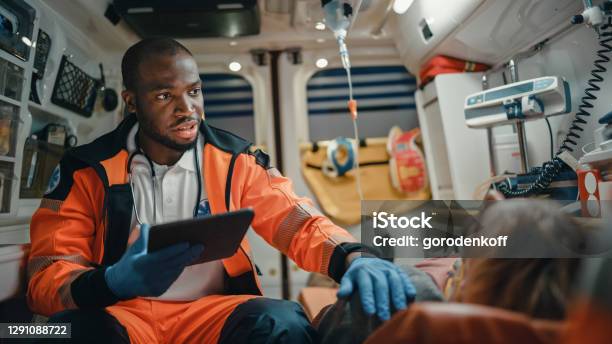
[38,298,317,344]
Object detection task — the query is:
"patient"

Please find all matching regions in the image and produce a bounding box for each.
[317,199,582,343]
[448,199,583,320]
[450,258,579,320]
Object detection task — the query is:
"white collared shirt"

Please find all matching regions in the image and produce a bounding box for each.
[127,124,225,301]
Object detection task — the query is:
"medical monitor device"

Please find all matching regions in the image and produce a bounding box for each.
[464,76,571,129]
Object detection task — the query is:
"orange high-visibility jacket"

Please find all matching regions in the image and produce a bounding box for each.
[27,115,363,316]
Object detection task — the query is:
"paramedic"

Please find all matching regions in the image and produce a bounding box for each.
[27,37,415,343]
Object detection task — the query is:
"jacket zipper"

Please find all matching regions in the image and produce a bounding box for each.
[225,151,263,292]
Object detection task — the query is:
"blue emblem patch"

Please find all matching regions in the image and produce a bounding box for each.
[196,199,211,218]
[45,165,61,195]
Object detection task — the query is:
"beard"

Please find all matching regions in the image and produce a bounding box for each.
[136,104,201,152]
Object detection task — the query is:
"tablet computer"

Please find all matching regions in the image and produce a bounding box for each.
[148,208,254,264]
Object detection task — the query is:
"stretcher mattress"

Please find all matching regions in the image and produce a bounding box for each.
[301,139,430,225]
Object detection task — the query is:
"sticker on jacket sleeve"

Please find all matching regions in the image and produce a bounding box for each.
[45,164,61,195]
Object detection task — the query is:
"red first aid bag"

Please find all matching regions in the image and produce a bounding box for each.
[419,55,490,87]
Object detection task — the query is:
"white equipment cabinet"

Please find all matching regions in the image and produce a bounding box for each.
[415,73,491,200]
[392,0,485,73]
[393,0,583,74]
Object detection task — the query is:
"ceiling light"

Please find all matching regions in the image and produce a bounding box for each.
[21,36,32,47]
[229,41,238,46]
[393,0,415,14]
[315,58,328,68]
[229,61,242,72]
[315,22,326,31]
[316,38,326,43]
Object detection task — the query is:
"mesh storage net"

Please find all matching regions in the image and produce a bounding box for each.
[51,55,100,117]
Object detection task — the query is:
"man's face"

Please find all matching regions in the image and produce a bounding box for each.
[123,52,204,152]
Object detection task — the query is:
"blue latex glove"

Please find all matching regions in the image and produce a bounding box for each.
[337,257,416,321]
[104,224,204,299]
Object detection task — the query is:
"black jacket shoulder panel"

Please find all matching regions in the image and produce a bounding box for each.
[61,117,258,192]
[247,147,271,169]
[46,115,136,199]
[201,121,252,155]
[69,115,136,165]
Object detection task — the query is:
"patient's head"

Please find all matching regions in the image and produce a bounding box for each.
[452,199,582,320]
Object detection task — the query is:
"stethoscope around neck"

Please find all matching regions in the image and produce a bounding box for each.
[126,135,203,225]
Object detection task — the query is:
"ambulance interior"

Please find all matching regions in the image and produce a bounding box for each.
[0,0,611,342]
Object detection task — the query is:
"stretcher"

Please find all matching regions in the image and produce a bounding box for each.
[300,137,430,226]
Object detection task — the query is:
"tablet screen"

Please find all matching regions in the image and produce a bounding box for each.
[148,208,254,264]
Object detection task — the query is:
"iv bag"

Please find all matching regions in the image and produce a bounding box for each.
[322,0,362,37]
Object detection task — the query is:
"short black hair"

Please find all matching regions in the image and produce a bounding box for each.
[121,37,193,91]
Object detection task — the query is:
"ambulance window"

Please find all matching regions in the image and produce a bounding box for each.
[200,73,255,142]
[307,65,418,142]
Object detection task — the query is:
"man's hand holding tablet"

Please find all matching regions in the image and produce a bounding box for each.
[104,209,254,299]
[104,224,204,299]
[148,208,255,264]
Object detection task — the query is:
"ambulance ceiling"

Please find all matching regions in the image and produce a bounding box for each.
[41,0,394,55]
